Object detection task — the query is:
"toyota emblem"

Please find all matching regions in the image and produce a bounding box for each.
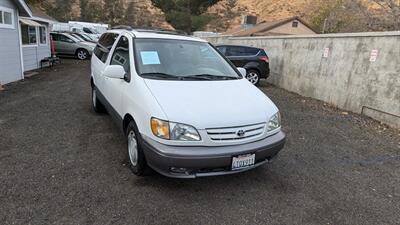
[236,130,246,137]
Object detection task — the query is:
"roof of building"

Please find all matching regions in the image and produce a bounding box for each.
[224,16,318,36]
[11,0,32,17]
[28,5,57,23]
[12,0,57,23]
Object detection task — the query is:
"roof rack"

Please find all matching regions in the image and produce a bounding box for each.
[111,25,133,31]
[110,25,187,36]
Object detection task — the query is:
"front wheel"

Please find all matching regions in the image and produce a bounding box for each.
[92,87,105,113]
[246,69,261,85]
[76,49,89,60]
[126,121,147,176]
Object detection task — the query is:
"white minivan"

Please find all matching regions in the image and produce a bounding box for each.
[91,28,285,178]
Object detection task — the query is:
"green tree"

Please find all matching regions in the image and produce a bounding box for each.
[85,1,104,23]
[151,0,221,33]
[125,1,137,26]
[50,0,73,22]
[309,0,348,33]
[79,0,89,21]
[103,0,125,26]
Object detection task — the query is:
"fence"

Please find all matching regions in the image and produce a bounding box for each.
[207,32,400,129]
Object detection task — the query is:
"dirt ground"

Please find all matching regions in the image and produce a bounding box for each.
[0,59,399,225]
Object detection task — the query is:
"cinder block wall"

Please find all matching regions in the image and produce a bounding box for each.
[207,32,400,129]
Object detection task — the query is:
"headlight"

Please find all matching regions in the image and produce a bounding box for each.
[151,118,201,141]
[267,112,281,131]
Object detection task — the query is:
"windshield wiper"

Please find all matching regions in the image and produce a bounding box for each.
[140,72,181,80]
[184,74,238,80]
[141,73,238,81]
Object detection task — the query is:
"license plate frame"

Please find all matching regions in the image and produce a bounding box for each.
[231,154,256,170]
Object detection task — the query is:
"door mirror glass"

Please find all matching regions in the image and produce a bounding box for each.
[237,67,246,77]
[104,65,126,79]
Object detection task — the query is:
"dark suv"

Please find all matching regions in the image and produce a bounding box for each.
[215,45,270,85]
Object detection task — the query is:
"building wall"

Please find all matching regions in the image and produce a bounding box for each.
[0,0,23,84]
[22,22,51,72]
[265,20,317,35]
[207,32,400,129]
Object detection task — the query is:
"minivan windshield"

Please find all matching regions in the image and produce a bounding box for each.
[134,39,241,81]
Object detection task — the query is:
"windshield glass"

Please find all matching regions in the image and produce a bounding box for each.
[89,28,99,34]
[134,39,240,80]
[82,34,94,41]
[65,34,80,43]
[71,34,85,42]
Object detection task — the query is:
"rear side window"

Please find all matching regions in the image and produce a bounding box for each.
[59,34,74,43]
[216,46,226,55]
[94,33,118,63]
[50,33,59,41]
[244,47,260,55]
[226,46,259,56]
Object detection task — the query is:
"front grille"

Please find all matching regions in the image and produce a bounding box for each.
[206,123,266,141]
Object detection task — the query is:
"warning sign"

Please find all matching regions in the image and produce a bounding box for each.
[323,48,330,58]
[370,49,379,62]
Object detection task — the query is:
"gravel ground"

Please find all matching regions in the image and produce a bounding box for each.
[0,59,399,225]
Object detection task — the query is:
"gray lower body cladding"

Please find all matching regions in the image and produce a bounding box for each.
[141,131,286,178]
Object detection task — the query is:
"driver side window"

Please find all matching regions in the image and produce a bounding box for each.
[60,34,73,43]
[111,35,130,81]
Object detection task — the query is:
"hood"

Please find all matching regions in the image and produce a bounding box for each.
[80,41,96,48]
[144,79,278,129]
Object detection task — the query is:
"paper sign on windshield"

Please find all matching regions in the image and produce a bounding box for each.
[140,51,161,65]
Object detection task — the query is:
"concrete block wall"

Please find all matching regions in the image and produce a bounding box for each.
[207,32,400,129]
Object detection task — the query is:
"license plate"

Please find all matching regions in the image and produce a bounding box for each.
[232,154,255,170]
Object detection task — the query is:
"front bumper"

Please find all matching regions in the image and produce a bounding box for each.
[141,131,286,178]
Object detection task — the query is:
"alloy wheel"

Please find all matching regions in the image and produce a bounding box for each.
[128,131,138,166]
[77,50,88,60]
[92,89,97,108]
[246,72,260,85]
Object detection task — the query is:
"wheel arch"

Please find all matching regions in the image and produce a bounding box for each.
[245,67,261,75]
[75,48,89,56]
[123,113,135,135]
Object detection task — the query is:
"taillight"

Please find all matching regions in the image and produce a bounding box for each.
[259,56,269,63]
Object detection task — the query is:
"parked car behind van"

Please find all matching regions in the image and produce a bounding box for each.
[216,45,270,85]
[68,32,97,43]
[91,28,285,178]
[50,32,96,60]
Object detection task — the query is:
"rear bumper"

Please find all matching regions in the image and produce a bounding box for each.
[262,63,270,78]
[141,131,286,178]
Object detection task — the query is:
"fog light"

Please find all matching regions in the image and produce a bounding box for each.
[170,167,188,174]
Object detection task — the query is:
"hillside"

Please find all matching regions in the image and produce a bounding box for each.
[206,0,312,32]
[30,0,398,33]
[30,0,172,29]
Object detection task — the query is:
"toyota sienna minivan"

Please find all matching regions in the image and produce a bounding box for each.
[90,27,285,178]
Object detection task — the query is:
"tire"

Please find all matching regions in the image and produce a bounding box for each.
[76,49,89,60]
[246,69,261,85]
[92,86,105,113]
[126,121,148,176]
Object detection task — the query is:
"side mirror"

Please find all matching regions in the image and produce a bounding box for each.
[104,65,126,79]
[237,67,247,77]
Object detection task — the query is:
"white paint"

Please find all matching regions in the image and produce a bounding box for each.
[92,30,281,147]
